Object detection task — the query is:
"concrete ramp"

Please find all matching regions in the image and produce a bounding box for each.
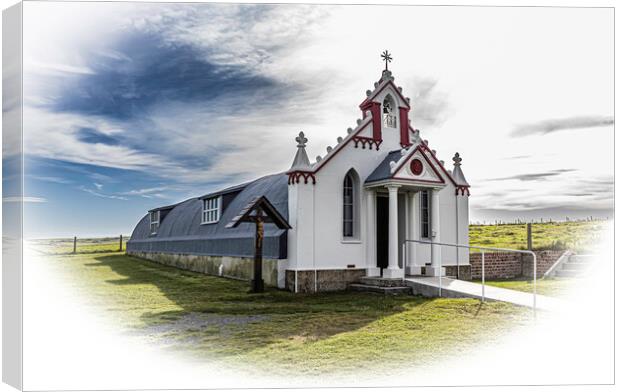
[404,276,567,312]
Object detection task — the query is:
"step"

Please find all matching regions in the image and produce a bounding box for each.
[555,270,581,278]
[359,277,406,288]
[562,262,589,270]
[569,255,596,263]
[348,283,412,295]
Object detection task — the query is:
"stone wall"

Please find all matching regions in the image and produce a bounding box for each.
[469,250,564,279]
[444,265,472,280]
[128,251,279,287]
[285,269,367,293]
[522,250,566,278]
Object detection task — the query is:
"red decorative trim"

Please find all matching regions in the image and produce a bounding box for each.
[352,136,382,150]
[390,145,446,184]
[360,101,382,141]
[287,171,316,185]
[312,118,373,174]
[399,107,410,146]
[359,80,411,110]
[417,140,459,187]
[410,159,423,175]
[455,186,470,196]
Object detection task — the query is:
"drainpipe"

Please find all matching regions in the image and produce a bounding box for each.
[455,193,459,279]
[313,182,317,293]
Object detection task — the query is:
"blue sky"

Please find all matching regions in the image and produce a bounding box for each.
[14,2,614,237]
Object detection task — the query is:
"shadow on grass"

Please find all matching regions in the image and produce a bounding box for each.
[86,254,433,354]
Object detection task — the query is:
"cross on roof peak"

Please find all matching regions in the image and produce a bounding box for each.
[381,50,393,71]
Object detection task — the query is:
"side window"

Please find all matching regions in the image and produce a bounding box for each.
[420,190,430,238]
[150,210,160,234]
[342,169,360,239]
[202,196,221,224]
[343,173,354,237]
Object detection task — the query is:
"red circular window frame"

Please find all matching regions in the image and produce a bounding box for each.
[410,159,423,175]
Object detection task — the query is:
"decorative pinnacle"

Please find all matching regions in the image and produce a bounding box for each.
[453,152,462,166]
[381,50,393,71]
[289,131,311,172]
[295,131,308,148]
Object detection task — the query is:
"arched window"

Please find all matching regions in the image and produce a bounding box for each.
[382,95,397,128]
[343,169,360,238]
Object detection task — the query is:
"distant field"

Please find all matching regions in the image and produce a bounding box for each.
[30,236,129,255]
[469,220,606,252]
[30,220,606,255]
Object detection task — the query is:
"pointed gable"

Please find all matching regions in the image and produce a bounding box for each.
[365,143,447,186]
[392,147,444,184]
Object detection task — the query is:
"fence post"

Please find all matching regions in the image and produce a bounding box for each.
[73,236,77,254]
[119,234,123,252]
[481,251,485,303]
[527,223,532,250]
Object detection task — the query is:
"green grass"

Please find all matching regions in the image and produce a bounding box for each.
[469,220,606,252]
[44,251,530,377]
[474,278,574,296]
[30,236,129,254]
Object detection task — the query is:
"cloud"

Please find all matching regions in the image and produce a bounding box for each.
[94,183,103,190]
[511,115,614,137]
[488,169,576,182]
[3,196,47,203]
[78,186,128,200]
[119,187,169,198]
[23,5,330,185]
[407,77,451,129]
[28,175,73,184]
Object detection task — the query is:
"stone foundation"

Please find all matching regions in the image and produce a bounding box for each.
[444,265,472,280]
[128,251,280,287]
[285,269,367,293]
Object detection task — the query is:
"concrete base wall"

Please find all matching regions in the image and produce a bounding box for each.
[128,251,280,287]
[285,269,366,293]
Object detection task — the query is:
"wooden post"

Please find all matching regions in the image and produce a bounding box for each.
[251,209,265,293]
[527,223,532,251]
[119,234,123,252]
[73,236,77,254]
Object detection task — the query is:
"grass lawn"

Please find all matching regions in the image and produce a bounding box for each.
[469,220,606,252]
[44,251,530,377]
[476,278,575,296]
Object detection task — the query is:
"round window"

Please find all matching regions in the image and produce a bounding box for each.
[410,159,423,175]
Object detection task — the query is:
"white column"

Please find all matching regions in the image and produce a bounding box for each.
[365,189,380,276]
[406,191,422,275]
[384,185,404,279]
[429,188,444,277]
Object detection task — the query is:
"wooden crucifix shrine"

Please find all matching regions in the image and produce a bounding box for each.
[226,196,291,293]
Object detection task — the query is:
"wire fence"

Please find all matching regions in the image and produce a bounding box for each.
[29,235,130,255]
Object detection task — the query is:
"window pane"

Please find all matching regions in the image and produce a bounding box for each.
[344,206,352,221]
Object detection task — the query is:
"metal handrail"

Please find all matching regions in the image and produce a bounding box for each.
[403,239,538,313]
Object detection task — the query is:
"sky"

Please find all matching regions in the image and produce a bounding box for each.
[9,2,614,237]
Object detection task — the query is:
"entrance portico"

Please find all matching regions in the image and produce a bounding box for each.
[365,181,445,279]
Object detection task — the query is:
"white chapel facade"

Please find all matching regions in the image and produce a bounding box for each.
[285,61,470,289]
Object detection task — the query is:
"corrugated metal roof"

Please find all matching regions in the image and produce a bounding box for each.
[127,172,289,259]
